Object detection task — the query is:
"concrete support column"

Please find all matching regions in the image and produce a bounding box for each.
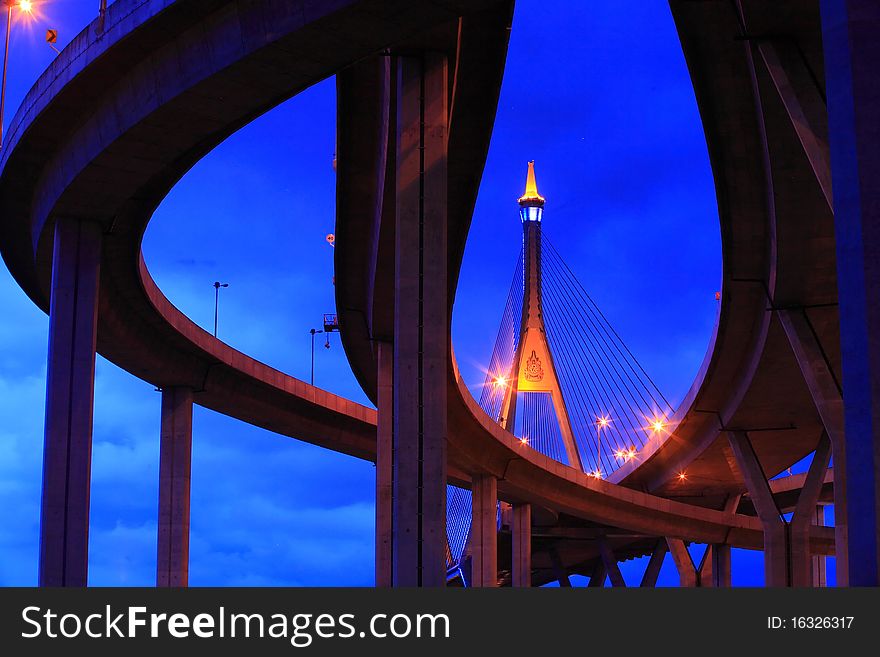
[511,503,531,587]
[551,548,573,587]
[821,0,880,586]
[156,387,193,587]
[392,52,448,587]
[470,474,497,587]
[812,506,828,587]
[598,539,626,587]
[640,539,667,587]
[375,342,393,588]
[39,219,102,587]
[711,544,732,587]
[790,432,833,587]
[727,431,789,586]
[666,538,698,588]
[778,308,849,584]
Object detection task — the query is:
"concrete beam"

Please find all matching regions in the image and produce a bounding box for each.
[156,387,193,587]
[392,53,448,587]
[471,474,498,588]
[511,503,531,587]
[39,219,102,587]
[821,0,880,586]
[777,308,848,584]
[375,342,393,587]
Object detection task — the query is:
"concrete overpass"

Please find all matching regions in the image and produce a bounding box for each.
[0,0,876,587]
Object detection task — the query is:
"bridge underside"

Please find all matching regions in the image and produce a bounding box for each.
[0,0,877,586]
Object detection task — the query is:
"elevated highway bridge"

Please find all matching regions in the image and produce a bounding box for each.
[0,0,877,587]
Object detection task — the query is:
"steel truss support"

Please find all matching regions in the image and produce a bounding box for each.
[727,431,832,586]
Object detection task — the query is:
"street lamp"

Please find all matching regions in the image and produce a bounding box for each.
[212,281,228,337]
[309,314,340,386]
[1,0,34,146]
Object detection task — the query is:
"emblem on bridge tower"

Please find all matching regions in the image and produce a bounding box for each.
[524,350,544,382]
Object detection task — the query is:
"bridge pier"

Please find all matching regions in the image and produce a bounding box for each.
[391,52,448,587]
[727,431,831,586]
[598,539,626,587]
[778,308,849,584]
[156,386,193,587]
[711,544,732,587]
[39,219,102,587]
[511,503,531,587]
[666,538,713,587]
[821,0,880,586]
[812,506,828,587]
[639,539,667,587]
[470,474,498,587]
[375,342,393,587]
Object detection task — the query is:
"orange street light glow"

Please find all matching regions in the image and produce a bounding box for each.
[19,1,33,12]
[678,472,687,481]
[493,375,508,388]
[596,416,610,428]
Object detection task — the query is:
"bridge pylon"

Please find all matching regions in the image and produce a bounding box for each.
[497,162,584,471]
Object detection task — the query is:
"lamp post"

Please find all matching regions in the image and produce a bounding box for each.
[309,314,340,386]
[309,329,324,386]
[1,1,33,147]
[213,281,228,337]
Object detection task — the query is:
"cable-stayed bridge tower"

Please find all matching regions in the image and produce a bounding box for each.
[447,162,676,584]
[498,162,583,470]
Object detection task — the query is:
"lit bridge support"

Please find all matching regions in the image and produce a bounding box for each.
[391,52,449,587]
[822,0,880,586]
[39,219,102,587]
[156,386,194,587]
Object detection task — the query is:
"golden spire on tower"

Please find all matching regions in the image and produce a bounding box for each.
[518,160,546,206]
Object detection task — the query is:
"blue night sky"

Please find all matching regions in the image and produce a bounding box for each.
[0,1,772,586]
